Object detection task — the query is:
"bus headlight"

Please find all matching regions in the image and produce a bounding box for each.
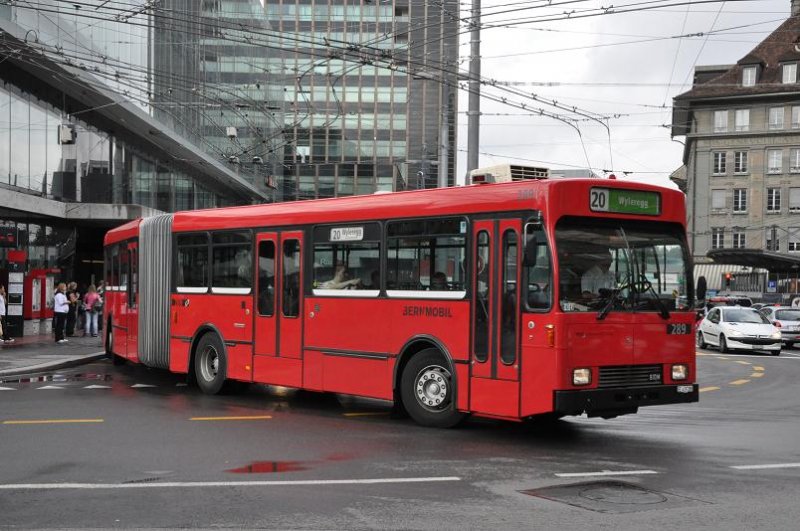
[671,364,688,381]
[573,368,591,386]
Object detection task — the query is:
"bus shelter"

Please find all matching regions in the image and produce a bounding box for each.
[706,249,800,300]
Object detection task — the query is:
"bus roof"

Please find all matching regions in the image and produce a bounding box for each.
[105,179,686,239]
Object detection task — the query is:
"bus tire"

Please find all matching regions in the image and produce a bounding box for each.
[107,321,124,366]
[400,348,465,428]
[194,333,227,395]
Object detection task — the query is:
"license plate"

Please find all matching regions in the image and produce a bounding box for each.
[677,385,693,394]
[667,323,691,335]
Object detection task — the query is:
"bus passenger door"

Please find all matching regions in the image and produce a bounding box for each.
[126,242,139,362]
[470,219,521,418]
[279,232,303,359]
[253,233,277,359]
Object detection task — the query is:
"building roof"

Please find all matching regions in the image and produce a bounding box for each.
[674,13,800,101]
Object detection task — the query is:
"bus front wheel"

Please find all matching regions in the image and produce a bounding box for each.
[194,333,227,395]
[400,348,465,428]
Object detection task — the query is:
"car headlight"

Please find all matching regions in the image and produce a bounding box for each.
[573,368,591,386]
[727,329,743,337]
[771,331,782,339]
[672,364,689,381]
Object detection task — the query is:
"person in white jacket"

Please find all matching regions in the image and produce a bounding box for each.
[53,283,69,344]
[0,285,14,343]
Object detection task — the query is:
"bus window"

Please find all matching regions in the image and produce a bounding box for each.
[110,245,120,289]
[386,217,467,299]
[176,233,209,294]
[523,222,552,311]
[283,239,301,318]
[312,223,381,296]
[211,231,252,295]
[473,231,490,363]
[258,241,275,316]
[501,230,518,365]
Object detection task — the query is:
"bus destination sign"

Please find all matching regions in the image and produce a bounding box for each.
[330,226,364,242]
[589,187,660,216]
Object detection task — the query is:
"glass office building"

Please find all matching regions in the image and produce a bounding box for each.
[0,1,266,281]
[263,0,459,200]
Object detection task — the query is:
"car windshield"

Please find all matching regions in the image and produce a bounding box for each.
[724,309,769,324]
[555,217,691,314]
[775,310,800,321]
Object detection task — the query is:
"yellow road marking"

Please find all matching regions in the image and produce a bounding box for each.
[189,415,272,421]
[735,361,752,366]
[2,419,104,425]
[730,379,750,386]
[750,372,764,378]
[754,366,765,372]
[343,412,390,417]
[699,386,721,393]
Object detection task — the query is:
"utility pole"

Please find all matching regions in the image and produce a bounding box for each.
[466,0,480,175]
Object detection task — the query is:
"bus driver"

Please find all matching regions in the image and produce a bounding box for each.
[581,251,616,297]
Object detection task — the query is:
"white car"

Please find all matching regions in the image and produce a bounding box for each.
[697,306,781,356]
[758,306,800,348]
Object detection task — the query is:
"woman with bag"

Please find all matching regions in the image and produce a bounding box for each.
[54,283,69,344]
[0,285,13,343]
[82,284,102,338]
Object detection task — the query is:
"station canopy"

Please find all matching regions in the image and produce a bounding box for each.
[706,249,800,274]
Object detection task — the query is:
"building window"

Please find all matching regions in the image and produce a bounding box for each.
[790,228,800,252]
[714,110,728,133]
[735,109,750,132]
[769,107,785,130]
[792,149,800,173]
[768,149,783,173]
[793,107,800,128]
[713,152,727,174]
[791,188,800,212]
[742,66,757,87]
[733,188,747,213]
[784,63,798,84]
[766,229,780,252]
[712,228,725,250]
[767,188,782,213]
[712,189,726,210]
[733,230,746,249]
[734,151,748,173]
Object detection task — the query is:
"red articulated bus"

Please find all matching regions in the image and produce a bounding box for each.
[103,175,698,427]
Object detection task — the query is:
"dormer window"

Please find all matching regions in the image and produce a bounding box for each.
[783,63,798,84]
[742,66,757,87]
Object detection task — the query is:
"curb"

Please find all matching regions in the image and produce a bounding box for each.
[0,352,107,378]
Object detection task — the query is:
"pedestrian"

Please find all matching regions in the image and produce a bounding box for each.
[96,281,105,332]
[54,282,69,344]
[65,281,79,337]
[82,284,102,338]
[0,285,15,343]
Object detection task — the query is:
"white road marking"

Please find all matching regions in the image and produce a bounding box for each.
[731,463,800,470]
[698,351,800,360]
[131,384,156,388]
[0,386,15,391]
[0,476,462,490]
[37,386,65,390]
[554,470,658,478]
[83,385,111,389]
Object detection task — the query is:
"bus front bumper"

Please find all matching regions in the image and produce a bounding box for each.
[553,384,699,419]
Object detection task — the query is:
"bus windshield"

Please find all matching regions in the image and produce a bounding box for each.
[555,217,691,314]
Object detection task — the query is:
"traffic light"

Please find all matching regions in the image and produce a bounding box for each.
[725,272,732,288]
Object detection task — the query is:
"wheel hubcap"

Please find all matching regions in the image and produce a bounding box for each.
[415,365,450,411]
[200,346,219,382]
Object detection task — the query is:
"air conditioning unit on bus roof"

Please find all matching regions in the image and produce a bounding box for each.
[468,164,549,184]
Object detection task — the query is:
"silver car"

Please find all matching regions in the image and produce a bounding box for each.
[758,306,800,348]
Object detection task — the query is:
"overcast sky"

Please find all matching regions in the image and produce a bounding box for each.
[455,0,792,186]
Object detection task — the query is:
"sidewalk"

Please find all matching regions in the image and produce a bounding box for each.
[0,332,106,378]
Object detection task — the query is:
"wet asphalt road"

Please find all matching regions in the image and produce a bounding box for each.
[1,349,800,529]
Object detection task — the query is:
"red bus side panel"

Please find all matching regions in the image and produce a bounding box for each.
[470,378,519,418]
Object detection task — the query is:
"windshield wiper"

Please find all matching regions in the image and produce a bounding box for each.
[637,274,671,320]
[597,286,625,321]
[597,227,634,321]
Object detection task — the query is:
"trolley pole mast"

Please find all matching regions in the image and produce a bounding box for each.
[466,0,481,176]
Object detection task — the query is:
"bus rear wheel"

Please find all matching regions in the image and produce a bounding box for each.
[400,348,465,428]
[194,333,227,395]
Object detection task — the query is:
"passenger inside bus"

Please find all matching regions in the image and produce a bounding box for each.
[320,264,362,289]
[430,271,449,291]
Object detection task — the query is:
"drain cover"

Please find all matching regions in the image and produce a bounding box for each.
[521,481,711,514]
